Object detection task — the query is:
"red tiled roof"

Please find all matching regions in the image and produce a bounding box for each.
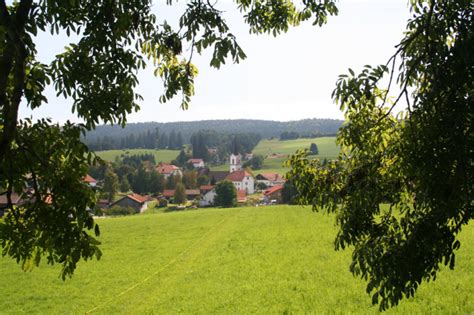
[163,190,175,197]
[83,174,97,183]
[127,193,148,204]
[188,158,204,164]
[200,185,214,192]
[264,185,284,196]
[185,189,200,196]
[208,171,229,182]
[163,189,201,197]
[237,189,247,202]
[156,163,180,174]
[258,173,284,182]
[226,170,253,182]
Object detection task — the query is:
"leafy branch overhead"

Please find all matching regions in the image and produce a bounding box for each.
[0,0,337,279]
[287,0,473,310]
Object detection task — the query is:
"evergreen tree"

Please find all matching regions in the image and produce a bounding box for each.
[149,171,165,193]
[175,132,184,149]
[158,133,168,149]
[175,150,190,167]
[166,174,180,190]
[182,170,198,189]
[103,167,119,201]
[309,143,319,155]
[173,183,187,204]
[119,177,131,193]
[168,130,177,149]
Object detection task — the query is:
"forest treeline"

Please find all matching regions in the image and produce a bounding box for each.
[86,129,184,151]
[83,118,342,150]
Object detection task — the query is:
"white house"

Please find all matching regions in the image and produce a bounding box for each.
[83,174,97,187]
[188,158,205,168]
[199,185,216,207]
[229,153,242,172]
[226,169,254,194]
[156,163,183,178]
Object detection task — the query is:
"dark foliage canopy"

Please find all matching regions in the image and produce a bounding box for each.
[287,0,473,310]
[0,0,338,278]
[214,180,237,208]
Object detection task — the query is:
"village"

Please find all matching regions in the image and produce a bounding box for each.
[82,152,288,215]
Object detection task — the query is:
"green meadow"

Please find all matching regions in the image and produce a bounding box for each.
[253,136,339,158]
[95,149,180,163]
[1,206,472,314]
[211,137,339,175]
[94,137,339,175]
[254,136,339,175]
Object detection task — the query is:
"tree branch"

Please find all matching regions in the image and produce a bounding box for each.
[0,0,32,160]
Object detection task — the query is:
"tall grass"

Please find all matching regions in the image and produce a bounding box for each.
[1,206,472,314]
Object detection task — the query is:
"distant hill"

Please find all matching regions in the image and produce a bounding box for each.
[83,118,343,144]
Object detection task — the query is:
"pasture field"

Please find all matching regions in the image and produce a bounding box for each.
[95,149,180,163]
[251,136,340,175]
[0,206,472,314]
[212,137,339,175]
[253,136,339,159]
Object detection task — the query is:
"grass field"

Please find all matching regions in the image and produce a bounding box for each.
[95,138,338,175]
[253,136,339,159]
[95,149,180,163]
[211,137,339,175]
[1,206,472,314]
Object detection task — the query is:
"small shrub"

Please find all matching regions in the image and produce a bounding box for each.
[158,199,168,208]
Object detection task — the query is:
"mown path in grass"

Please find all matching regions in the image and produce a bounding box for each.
[0,206,472,314]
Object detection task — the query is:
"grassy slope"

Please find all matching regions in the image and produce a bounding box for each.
[1,206,472,314]
[211,137,339,175]
[95,138,337,175]
[253,136,339,158]
[95,149,180,163]
[257,137,339,175]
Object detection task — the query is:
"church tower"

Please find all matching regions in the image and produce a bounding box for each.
[229,153,242,172]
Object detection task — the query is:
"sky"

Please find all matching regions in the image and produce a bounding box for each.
[19,0,411,124]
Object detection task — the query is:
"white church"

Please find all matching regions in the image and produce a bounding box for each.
[229,153,242,172]
[227,153,254,194]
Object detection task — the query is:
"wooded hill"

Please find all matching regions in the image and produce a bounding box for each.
[83,118,343,146]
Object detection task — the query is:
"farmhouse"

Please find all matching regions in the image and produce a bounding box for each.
[199,185,216,207]
[162,189,201,201]
[109,193,150,213]
[255,173,286,187]
[263,185,284,204]
[188,158,205,168]
[226,169,255,194]
[83,174,97,187]
[156,162,182,178]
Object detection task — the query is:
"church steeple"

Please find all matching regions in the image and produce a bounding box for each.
[229,153,242,172]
